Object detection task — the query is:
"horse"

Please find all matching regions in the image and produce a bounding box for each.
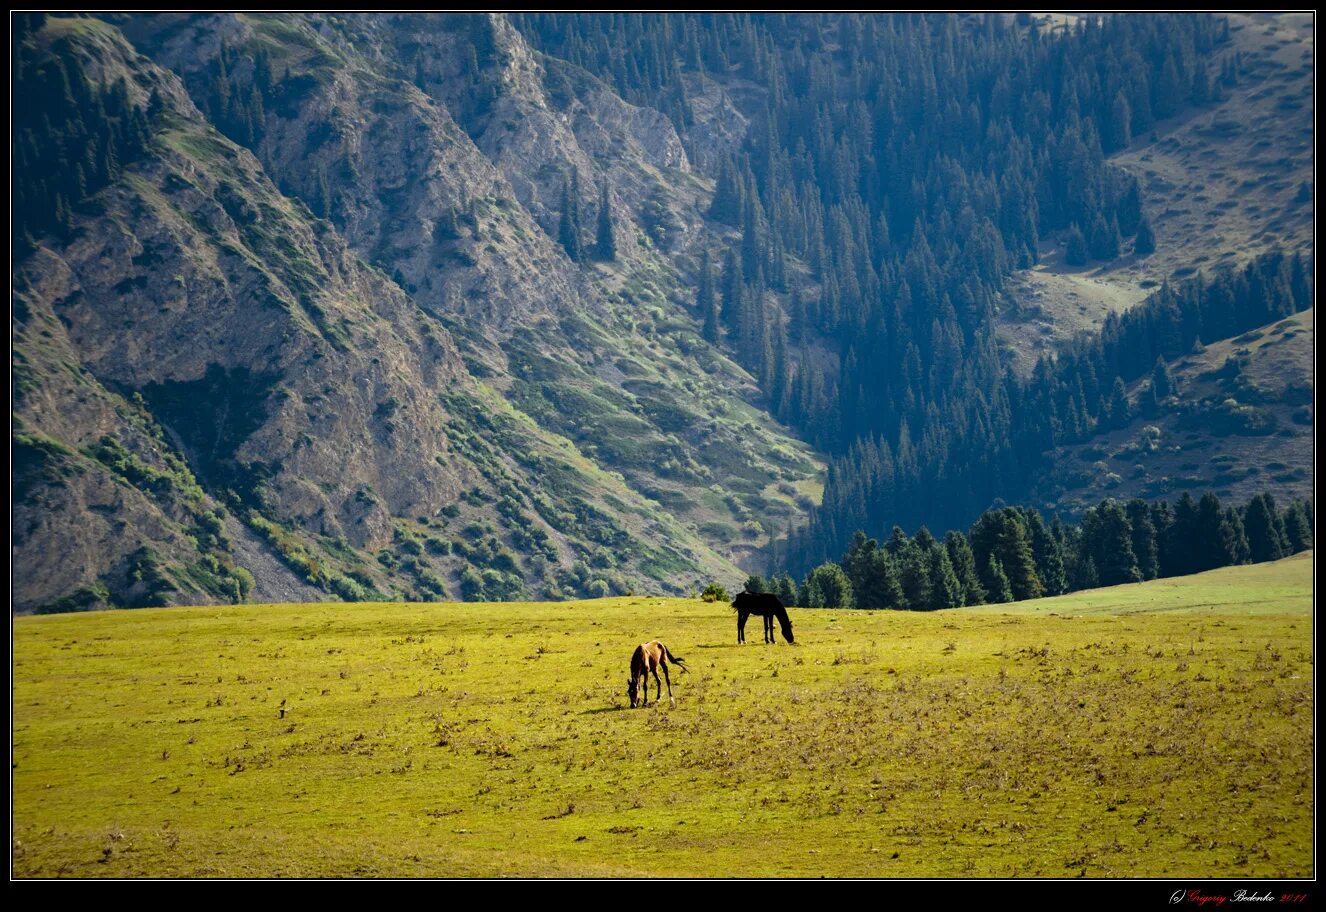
[732,591,794,645]
[627,641,687,708]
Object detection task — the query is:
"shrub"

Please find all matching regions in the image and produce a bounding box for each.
[232,567,255,599]
[329,574,369,602]
[700,581,729,602]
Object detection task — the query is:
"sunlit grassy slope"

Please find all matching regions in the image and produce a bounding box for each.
[12,552,1313,878]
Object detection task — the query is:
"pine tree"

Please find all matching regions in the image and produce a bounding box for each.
[898,541,932,610]
[1151,356,1175,400]
[860,547,904,609]
[1243,494,1288,563]
[719,247,742,329]
[1134,215,1156,255]
[1196,493,1235,570]
[1024,510,1067,596]
[557,172,583,262]
[740,187,765,282]
[698,249,720,343]
[1282,500,1313,553]
[594,179,616,261]
[945,530,986,606]
[774,573,799,607]
[970,509,1043,601]
[885,526,909,556]
[841,530,874,596]
[1109,90,1132,151]
[1117,177,1144,237]
[1081,499,1141,586]
[1075,555,1099,590]
[1222,507,1251,566]
[986,556,1013,603]
[927,545,963,610]
[147,88,166,123]
[1126,499,1160,580]
[1088,212,1122,260]
[844,532,905,609]
[316,164,332,221]
[1065,223,1089,265]
[1167,492,1201,576]
[708,157,743,225]
[1106,376,1130,428]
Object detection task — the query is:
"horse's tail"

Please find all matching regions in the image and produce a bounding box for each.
[663,644,689,674]
[775,605,795,644]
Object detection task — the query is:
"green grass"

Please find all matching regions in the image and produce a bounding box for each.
[12,553,1313,877]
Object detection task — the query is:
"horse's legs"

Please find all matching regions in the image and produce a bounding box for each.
[737,610,747,644]
[662,663,673,702]
[765,614,773,644]
[652,667,662,704]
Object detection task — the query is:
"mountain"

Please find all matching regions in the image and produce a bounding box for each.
[13,13,820,613]
[11,13,1311,612]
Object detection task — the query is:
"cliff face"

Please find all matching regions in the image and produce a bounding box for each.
[13,14,822,613]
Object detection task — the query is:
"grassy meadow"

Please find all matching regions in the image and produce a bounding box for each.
[12,552,1314,878]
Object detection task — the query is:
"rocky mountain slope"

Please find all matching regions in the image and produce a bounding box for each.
[13,14,820,613]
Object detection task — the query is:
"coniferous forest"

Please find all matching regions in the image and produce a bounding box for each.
[514,13,1311,579]
[758,490,1312,611]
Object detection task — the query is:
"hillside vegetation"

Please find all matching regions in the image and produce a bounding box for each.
[12,13,820,613]
[998,12,1314,371]
[13,552,1312,877]
[12,13,1312,611]
[1033,309,1312,512]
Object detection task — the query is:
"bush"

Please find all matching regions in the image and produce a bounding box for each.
[232,567,255,599]
[459,567,485,601]
[329,574,369,602]
[700,581,729,602]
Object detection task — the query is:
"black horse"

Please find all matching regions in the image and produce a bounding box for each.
[732,591,794,644]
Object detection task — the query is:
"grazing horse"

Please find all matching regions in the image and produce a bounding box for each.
[732,591,795,645]
[627,641,687,708]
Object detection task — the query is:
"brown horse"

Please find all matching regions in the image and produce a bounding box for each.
[627,641,687,708]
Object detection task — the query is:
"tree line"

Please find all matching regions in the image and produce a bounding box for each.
[756,490,1312,611]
